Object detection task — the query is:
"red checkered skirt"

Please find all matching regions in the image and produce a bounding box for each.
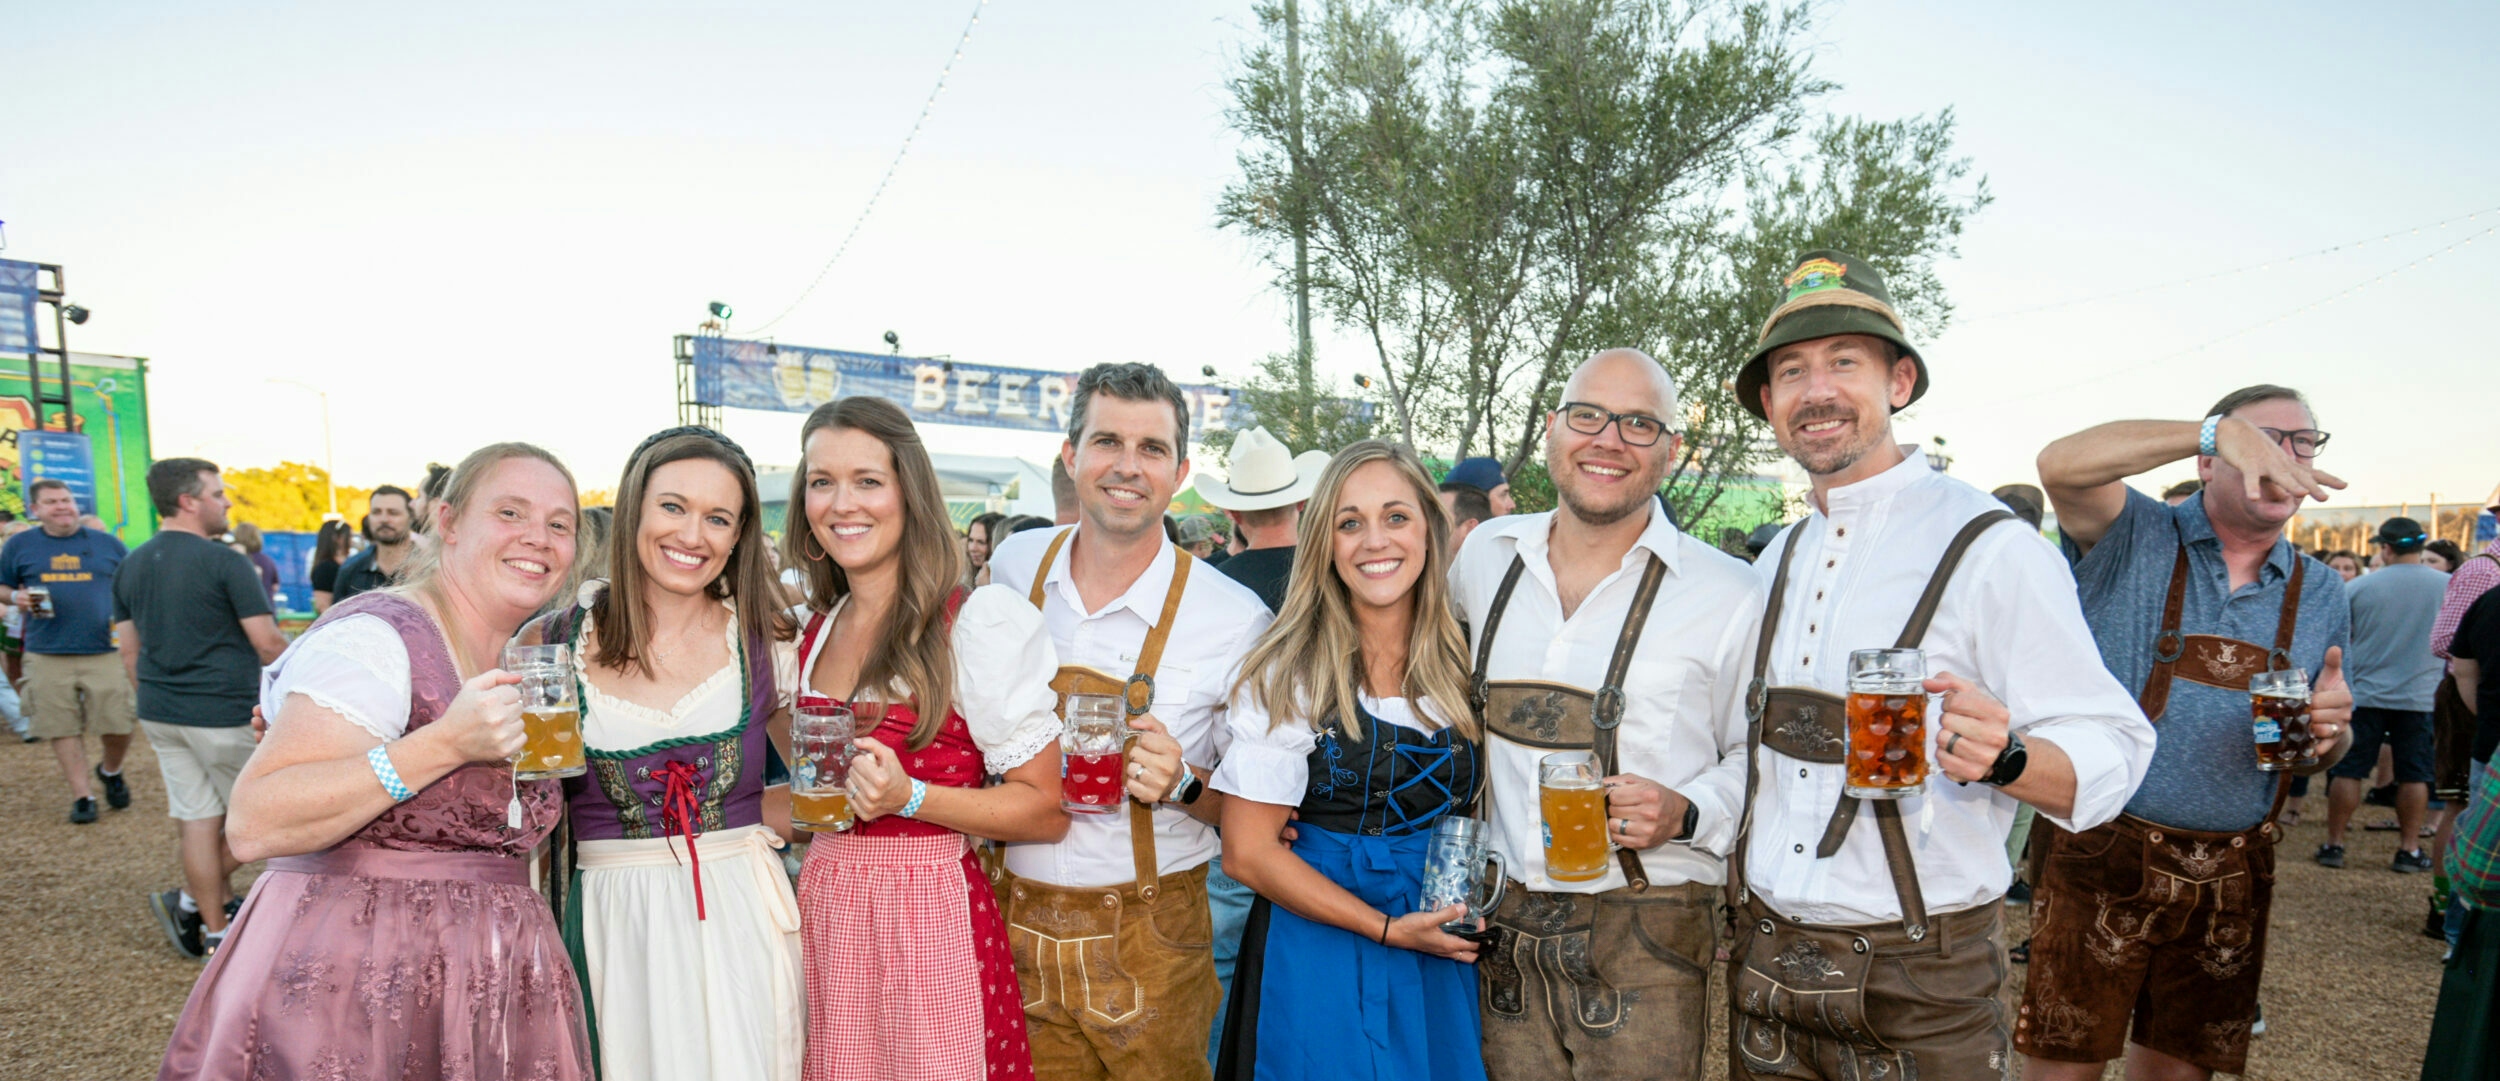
[800,830,1032,1081]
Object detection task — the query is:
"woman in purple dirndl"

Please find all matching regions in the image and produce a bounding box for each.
[159,443,593,1081]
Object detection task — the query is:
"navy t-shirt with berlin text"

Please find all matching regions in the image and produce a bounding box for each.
[0,526,128,655]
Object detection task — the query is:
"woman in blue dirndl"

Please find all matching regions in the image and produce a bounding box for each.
[1210,441,1486,1081]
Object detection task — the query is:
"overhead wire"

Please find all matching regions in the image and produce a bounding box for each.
[1960,202,2500,324]
[748,1,991,335]
[1982,220,2500,405]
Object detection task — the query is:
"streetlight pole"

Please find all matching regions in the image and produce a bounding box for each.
[267,378,337,515]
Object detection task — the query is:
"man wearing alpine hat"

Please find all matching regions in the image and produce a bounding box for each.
[1186,424,1328,1062]
[1726,250,2154,1080]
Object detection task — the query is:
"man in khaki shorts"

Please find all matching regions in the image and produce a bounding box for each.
[0,478,133,823]
[113,458,287,958]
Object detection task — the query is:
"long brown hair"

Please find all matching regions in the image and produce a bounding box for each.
[780,398,963,749]
[396,442,578,606]
[593,430,794,678]
[1229,440,1476,742]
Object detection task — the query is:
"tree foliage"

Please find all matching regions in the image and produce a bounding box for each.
[1220,0,1989,527]
[223,462,377,534]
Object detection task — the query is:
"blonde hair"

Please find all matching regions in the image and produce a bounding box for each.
[1230,441,1477,743]
[396,442,579,608]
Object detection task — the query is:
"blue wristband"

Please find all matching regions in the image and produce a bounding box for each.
[367,744,415,802]
[2199,414,2220,458]
[899,778,929,819]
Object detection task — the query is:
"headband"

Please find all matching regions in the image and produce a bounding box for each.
[629,425,755,475]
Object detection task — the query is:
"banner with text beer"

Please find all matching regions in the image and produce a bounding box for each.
[689,337,1248,442]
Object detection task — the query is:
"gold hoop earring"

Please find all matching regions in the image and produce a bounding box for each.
[803,529,828,562]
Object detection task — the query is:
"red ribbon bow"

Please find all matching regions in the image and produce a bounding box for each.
[651,760,708,921]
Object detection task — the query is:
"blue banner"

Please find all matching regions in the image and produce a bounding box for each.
[690,337,1254,442]
[19,430,97,514]
[0,260,38,358]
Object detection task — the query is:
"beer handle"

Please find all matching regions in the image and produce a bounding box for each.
[1475,850,1507,926]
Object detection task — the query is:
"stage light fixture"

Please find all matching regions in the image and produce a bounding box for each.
[63,304,89,325]
[708,301,734,320]
[1200,365,1218,379]
[883,330,901,354]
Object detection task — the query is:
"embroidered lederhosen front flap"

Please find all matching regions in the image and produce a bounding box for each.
[1469,552,1669,891]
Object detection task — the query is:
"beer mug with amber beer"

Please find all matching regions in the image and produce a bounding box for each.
[502,644,586,780]
[1845,648,1928,799]
[790,699,860,832]
[1539,751,1610,883]
[2250,669,2317,771]
[1060,694,1129,815]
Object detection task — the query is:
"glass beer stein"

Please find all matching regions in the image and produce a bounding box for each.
[2250,669,2318,772]
[790,699,860,832]
[502,644,585,780]
[1845,648,1928,799]
[1539,751,1610,883]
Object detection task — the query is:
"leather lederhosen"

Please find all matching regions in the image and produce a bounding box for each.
[1722,510,2019,1081]
[1468,552,1669,892]
[2014,537,2311,1075]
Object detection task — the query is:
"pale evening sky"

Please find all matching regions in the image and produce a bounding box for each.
[8,1,2493,512]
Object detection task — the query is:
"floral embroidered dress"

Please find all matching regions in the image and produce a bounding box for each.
[159,592,591,1081]
[1208,693,1485,1081]
[523,596,803,1081]
[797,585,1062,1081]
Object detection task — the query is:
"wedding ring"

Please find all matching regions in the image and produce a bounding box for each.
[1944,732,1963,756]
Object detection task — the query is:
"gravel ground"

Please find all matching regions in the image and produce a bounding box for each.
[0,734,2445,1079]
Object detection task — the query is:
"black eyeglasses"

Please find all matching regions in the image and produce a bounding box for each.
[2259,427,2331,459]
[1556,402,1669,447]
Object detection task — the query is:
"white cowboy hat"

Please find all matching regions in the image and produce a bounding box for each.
[1193,427,1330,512]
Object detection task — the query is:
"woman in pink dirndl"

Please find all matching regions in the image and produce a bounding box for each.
[159,444,593,1081]
[784,398,1069,1081]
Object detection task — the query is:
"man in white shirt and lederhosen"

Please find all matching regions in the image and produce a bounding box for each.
[1452,348,1762,1081]
[1726,251,2156,1081]
[988,362,1273,1081]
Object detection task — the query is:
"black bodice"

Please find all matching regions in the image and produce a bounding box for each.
[1298,702,1480,837]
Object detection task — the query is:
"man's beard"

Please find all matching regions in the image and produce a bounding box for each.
[372,524,408,544]
[1777,403,1884,477]
[1547,430,1663,528]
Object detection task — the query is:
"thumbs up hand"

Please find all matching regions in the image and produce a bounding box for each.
[2309,645,2351,746]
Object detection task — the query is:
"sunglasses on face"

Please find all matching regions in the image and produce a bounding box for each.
[1555,402,1669,447]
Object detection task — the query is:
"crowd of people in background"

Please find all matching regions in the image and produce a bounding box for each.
[3,245,2486,1081]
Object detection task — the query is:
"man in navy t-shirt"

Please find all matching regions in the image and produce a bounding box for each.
[0,477,133,823]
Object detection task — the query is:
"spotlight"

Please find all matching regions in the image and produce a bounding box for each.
[1353,373,1373,389]
[62,304,89,325]
[707,301,734,320]
[883,330,901,353]
[765,342,778,355]
[1200,365,1218,379]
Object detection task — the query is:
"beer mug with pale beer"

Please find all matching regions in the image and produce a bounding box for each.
[1845,648,1927,799]
[791,699,860,832]
[1061,694,1129,816]
[2249,669,2317,771]
[1539,751,1609,883]
[502,645,585,780]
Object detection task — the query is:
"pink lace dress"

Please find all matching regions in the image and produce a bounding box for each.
[158,593,592,1081]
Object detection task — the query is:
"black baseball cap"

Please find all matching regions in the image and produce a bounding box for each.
[2375,517,2428,554]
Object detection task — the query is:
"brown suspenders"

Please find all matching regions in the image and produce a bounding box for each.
[1730,509,2015,941]
[1468,552,1670,892]
[2137,540,2307,722]
[1028,526,1196,900]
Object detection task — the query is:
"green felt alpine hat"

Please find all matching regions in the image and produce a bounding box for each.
[1735,249,1928,420]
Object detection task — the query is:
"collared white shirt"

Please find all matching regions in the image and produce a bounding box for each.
[989,524,1273,887]
[1450,503,1762,893]
[1746,449,2155,926]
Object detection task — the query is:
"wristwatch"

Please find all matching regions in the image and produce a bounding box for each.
[1167,768,1205,806]
[1983,730,2030,787]
[1672,801,1700,842]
